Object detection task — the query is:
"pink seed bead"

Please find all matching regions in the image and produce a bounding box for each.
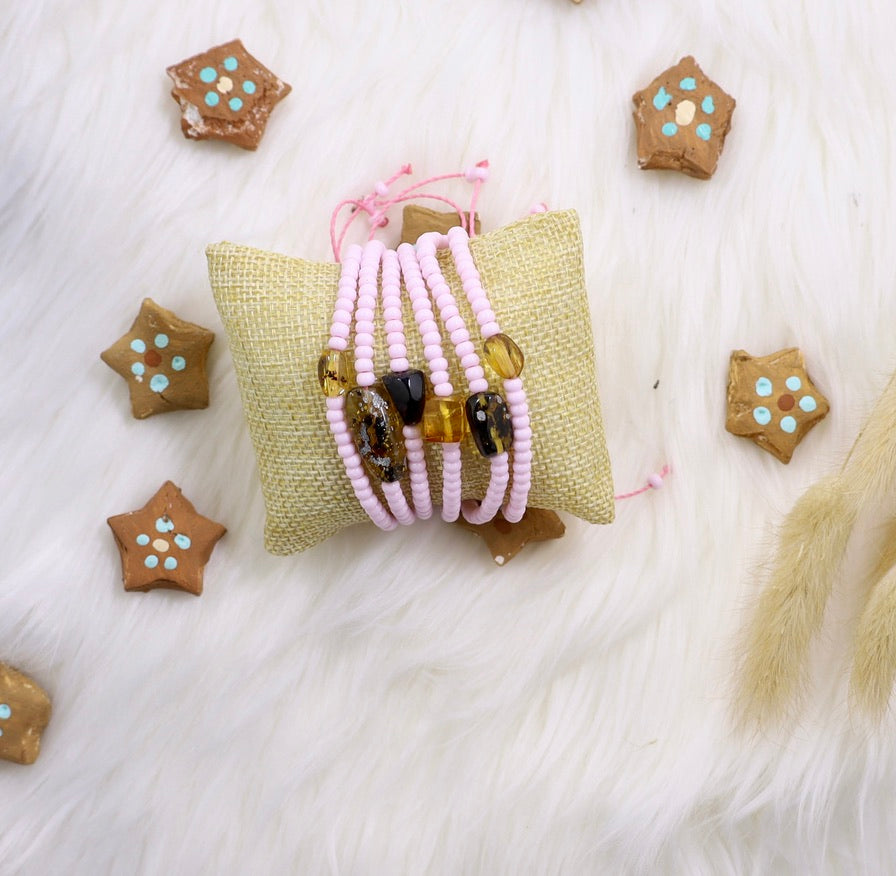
[465,365,485,382]
[330,337,348,352]
[332,309,353,326]
[441,304,459,320]
[332,323,350,339]
[450,328,470,345]
[388,344,406,359]
[460,353,480,369]
[392,358,409,372]
[385,320,404,334]
[480,322,500,337]
[433,381,453,396]
[455,340,475,358]
[429,357,449,372]
[357,373,375,387]
[514,426,532,442]
[422,331,442,346]
[355,344,374,359]
[424,344,443,360]
[355,357,374,373]
[445,315,465,333]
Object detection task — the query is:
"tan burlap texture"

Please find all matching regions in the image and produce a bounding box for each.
[207,209,614,555]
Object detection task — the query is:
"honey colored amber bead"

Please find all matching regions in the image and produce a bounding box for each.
[465,392,513,456]
[345,383,407,483]
[483,333,524,379]
[317,349,355,397]
[421,396,467,443]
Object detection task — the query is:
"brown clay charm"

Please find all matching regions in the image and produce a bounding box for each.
[166,39,291,150]
[0,664,52,765]
[107,482,226,596]
[632,56,735,180]
[457,507,565,565]
[725,348,830,463]
[101,298,214,419]
[399,206,481,246]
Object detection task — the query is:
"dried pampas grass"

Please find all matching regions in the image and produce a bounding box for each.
[738,374,896,725]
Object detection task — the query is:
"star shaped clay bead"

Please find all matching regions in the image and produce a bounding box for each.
[166,39,291,150]
[101,298,214,419]
[107,482,226,596]
[632,56,736,180]
[457,507,566,565]
[725,348,830,463]
[0,663,52,765]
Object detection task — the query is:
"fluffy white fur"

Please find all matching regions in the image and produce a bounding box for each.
[4,0,896,871]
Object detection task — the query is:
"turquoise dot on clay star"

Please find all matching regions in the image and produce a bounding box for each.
[753,407,772,426]
[800,396,817,412]
[205,91,220,107]
[156,516,174,533]
[243,80,256,95]
[131,362,145,376]
[702,95,715,114]
[130,339,146,354]
[223,56,238,71]
[786,376,802,391]
[696,124,712,141]
[229,97,243,112]
[174,534,191,550]
[680,77,697,91]
[755,377,773,397]
[136,534,150,546]
[154,333,169,349]
[653,87,671,110]
[200,66,217,83]
[164,557,178,571]
[661,122,678,137]
[150,374,169,393]
[780,416,797,434]
[171,356,186,371]
[0,704,11,720]
[144,555,159,569]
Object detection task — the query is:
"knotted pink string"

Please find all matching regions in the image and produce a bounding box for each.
[329,161,489,261]
[614,465,672,500]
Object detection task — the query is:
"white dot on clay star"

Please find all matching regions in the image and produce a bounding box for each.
[217,76,234,94]
[675,100,696,126]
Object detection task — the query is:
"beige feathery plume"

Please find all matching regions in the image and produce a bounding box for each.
[739,373,896,724]
[738,476,857,724]
[851,524,896,719]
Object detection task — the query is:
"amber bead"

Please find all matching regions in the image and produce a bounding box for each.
[421,396,467,443]
[317,349,354,397]
[483,333,524,379]
[345,383,407,483]
[382,369,426,425]
[465,392,514,457]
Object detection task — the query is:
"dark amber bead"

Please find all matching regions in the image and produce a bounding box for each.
[345,383,407,483]
[317,349,354,397]
[382,369,426,425]
[465,392,513,457]
[422,396,467,443]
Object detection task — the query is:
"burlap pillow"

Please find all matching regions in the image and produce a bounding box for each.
[207,209,614,555]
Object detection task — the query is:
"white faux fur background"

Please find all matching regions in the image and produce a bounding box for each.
[5,0,896,872]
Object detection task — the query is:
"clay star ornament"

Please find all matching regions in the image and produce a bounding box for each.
[166,39,291,150]
[0,663,52,765]
[632,56,736,180]
[456,507,566,565]
[101,298,214,419]
[107,482,226,596]
[725,348,830,463]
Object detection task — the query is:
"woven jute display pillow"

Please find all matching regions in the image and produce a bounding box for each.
[207,209,614,554]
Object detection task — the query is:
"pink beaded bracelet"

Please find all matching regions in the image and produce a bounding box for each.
[445,225,531,523]
[318,243,398,531]
[380,247,432,520]
[397,241,463,522]
[415,232,514,526]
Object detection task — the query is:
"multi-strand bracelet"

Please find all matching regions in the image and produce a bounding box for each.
[317,228,530,529]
